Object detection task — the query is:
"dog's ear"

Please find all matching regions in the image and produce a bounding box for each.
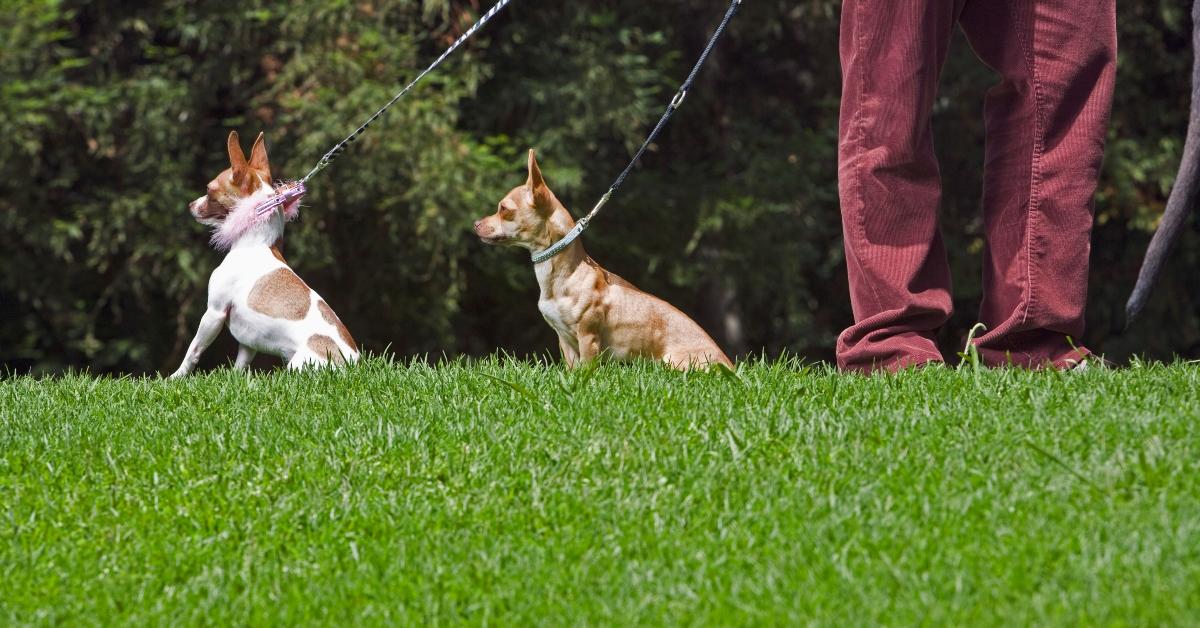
[527,149,546,191]
[227,130,250,187]
[248,132,271,181]
[527,148,555,209]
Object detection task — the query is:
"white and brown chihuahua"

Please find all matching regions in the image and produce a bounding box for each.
[169,131,358,378]
[474,150,731,370]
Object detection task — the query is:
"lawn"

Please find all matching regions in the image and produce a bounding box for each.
[2,358,1198,625]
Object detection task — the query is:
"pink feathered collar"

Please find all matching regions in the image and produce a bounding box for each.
[211,182,303,251]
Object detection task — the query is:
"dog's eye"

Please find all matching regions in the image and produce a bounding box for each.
[209,191,233,210]
[499,207,516,220]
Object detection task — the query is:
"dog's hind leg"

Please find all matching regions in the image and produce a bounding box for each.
[234,345,256,371]
[287,351,319,371]
[286,348,341,371]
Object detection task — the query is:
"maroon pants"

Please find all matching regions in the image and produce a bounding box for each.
[836,0,1117,372]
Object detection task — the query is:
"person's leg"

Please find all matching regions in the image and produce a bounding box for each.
[959,0,1116,368]
[836,0,965,373]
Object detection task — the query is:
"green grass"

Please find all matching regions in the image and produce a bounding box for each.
[2,358,1199,625]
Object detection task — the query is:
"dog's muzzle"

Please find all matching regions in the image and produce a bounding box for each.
[474,219,507,244]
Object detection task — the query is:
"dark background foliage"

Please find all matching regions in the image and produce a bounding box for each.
[1,0,1196,375]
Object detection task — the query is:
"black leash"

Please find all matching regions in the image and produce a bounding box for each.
[531,0,742,263]
[257,0,517,216]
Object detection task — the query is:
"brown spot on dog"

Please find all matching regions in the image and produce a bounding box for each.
[317,300,357,349]
[248,268,311,320]
[270,238,286,263]
[307,334,345,364]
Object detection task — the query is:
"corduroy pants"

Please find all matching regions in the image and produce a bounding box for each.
[836,0,1117,372]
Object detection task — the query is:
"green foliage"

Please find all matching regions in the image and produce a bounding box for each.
[0,1,1196,374]
[3,359,1200,623]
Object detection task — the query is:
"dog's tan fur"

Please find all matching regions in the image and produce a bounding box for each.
[307,334,345,364]
[248,268,311,320]
[317,300,356,348]
[474,150,731,370]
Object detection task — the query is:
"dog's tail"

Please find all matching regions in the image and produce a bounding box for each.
[1126,0,1200,328]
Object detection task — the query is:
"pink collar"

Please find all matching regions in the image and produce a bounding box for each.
[211,181,305,251]
[254,181,306,218]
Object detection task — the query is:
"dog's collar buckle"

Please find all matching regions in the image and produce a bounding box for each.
[254,181,307,217]
[530,190,611,264]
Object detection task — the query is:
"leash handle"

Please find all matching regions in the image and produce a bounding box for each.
[531,0,742,264]
[299,0,516,185]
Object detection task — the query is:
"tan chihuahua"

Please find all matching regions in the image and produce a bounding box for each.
[474,150,731,369]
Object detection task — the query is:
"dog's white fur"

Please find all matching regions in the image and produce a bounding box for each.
[170,183,358,377]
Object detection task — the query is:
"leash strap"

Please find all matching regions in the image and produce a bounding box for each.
[530,0,742,264]
[301,0,515,185]
[252,0,516,217]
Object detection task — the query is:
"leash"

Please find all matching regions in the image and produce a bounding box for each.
[530,0,742,264]
[255,0,517,217]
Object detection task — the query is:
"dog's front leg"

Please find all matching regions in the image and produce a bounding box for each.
[234,345,256,371]
[575,331,602,366]
[169,308,228,378]
[558,336,580,368]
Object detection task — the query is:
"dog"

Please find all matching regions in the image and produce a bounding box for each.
[169,131,358,377]
[474,149,732,369]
